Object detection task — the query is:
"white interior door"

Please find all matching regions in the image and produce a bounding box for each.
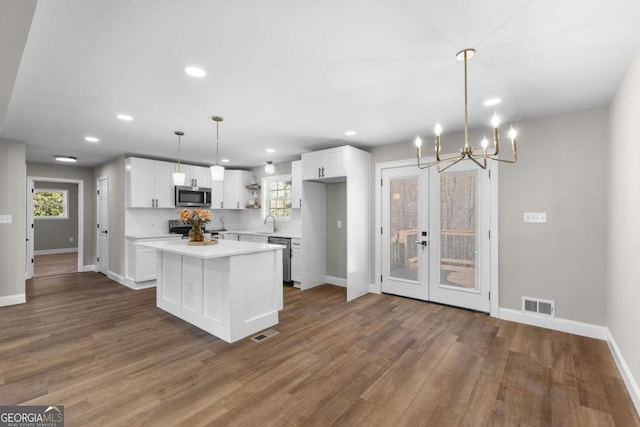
[97,177,109,275]
[381,166,429,300]
[380,163,491,313]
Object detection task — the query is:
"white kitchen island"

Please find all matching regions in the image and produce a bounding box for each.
[136,239,284,343]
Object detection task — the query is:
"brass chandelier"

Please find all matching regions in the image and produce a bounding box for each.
[415,48,518,172]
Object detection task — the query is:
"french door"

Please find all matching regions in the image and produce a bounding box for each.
[381,162,491,313]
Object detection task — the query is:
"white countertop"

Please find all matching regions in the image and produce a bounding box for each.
[136,239,285,259]
[220,230,302,239]
[125,233,184,240]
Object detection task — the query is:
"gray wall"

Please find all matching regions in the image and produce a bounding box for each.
[95,156,126,277]
[608,47,640,393]
[33,181,78,251]
[0,138,27,300]
[370,107,608,325]
[27,162,96,265]
[327,182,347,279]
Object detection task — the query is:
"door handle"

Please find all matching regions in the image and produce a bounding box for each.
[415,241,427,247]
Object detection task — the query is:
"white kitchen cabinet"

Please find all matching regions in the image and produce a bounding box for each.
[219,232,238,241]
[301,147,347,181]
[290,160,302,209]
[182,165,211,188]
[291,238,302,283]
[210,180,224,209]
[125,235,183,287]
[238,234,269,244]
[222,170,252,209]
[126,157,176,208]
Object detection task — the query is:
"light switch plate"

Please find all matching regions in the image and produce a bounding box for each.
[0,214,12,224]
[524,212,547,223]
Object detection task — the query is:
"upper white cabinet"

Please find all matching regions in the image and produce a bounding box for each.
[290,160,302,209]
[126,157,175,208]
[182,165,211,188]
[302,147,348,181]
[222,170,252,209]
[210,181,224,209]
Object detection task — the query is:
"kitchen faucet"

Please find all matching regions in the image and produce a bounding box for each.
[264,214,278,233]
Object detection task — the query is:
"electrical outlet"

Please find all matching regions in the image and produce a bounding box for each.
[524,212,547,223]
[337,220,342,229]
[69,237,74,242]
[0,215,12,224]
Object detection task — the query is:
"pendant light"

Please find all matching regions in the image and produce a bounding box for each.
[172,131,186,186]
[210,116,225,181]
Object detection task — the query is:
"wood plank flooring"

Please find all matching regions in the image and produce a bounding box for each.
[33,252,77,277]
[0,273,637,426]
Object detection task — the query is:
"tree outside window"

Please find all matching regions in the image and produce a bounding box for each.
[34,189,68,219]
[264,176,291,218]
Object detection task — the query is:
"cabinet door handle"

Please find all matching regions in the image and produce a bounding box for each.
[318,167,321,178]
[321,167,325,177]
[221,201,224,209]
[299,198,302,208]
[237,201,239,209]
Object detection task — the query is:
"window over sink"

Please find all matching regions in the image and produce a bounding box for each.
[262,175,291,219]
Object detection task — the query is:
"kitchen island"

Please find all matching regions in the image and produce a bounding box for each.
[136,239,284,343]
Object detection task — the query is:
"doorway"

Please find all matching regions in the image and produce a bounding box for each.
[26,177,85,279]
[377,160,496,314]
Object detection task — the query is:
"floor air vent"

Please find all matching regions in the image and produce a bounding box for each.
[251,329,279,342]
[522,297,555,318]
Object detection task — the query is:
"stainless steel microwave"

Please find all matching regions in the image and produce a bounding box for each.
[175,186,212,207]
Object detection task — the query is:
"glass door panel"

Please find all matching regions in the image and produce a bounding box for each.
[389,177,419,282]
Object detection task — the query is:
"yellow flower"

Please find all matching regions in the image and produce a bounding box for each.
[179,208,192,223]
[199,210,211,222]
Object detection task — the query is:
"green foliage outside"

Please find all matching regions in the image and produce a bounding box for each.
[34,190,66,217]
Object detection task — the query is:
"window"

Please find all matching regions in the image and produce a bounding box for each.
[263,175,291,219]
[34,189,68,219]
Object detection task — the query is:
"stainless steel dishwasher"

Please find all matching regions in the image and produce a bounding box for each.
[267,236,291,283]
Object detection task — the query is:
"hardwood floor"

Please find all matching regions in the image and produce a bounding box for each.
[33,252,77,277]
[0,273,638,426]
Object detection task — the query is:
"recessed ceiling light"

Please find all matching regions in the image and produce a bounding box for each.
[221,159,230,163]
[85,136,99,143]
[54,155,77,163]
[184,66,206,77]
[345,130,357,136]
[483,98,501,106]
[117,114,133,121]
[266,148,276,153]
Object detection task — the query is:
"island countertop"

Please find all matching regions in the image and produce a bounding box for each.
[136,239,284,259]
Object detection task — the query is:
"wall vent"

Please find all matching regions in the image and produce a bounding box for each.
[522,296,555,318]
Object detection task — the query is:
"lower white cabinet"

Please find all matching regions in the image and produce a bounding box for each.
[219,232,238,241]
[125,235,183,288]
[238,234,269,244]
[291,238,302,283]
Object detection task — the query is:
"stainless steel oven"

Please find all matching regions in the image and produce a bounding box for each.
[175,186,211,207]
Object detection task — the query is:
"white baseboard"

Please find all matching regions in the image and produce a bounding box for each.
[369,282,381,294]
[607,330,640,416]
[0,294,26,307]
[82,264,96,272]
[325,276,346,287]
[34,248,78,255]
[123,276,156,290]
[107,271,125,285]
[498,308,608,340]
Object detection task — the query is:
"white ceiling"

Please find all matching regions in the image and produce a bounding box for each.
[2,0,640,168]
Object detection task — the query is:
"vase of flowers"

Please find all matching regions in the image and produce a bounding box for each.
[179,208,211,242]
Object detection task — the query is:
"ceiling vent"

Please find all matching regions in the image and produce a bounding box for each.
[522,296,555,318]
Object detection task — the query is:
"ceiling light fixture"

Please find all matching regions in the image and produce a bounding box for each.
[184,66,206,78]
[54,155,77,163]
[266,148,276,153]
[345,130,357,136]
[221,159,230,163]
[483,98,501,106]
[415,49,518,172]
[265,161,275,174]
[117,114,133,121]
[84,136,99,143]
[210,116,225,181]
[172,131,186,186]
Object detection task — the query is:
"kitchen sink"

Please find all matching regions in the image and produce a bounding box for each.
[255,231,274,235]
